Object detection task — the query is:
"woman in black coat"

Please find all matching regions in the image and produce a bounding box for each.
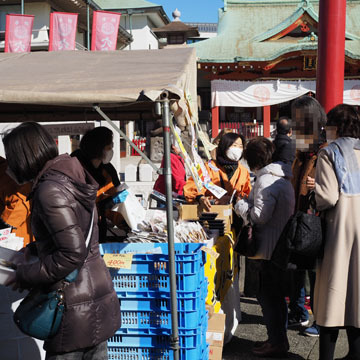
[4,123,120,359]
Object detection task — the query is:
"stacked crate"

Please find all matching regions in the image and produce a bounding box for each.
[100,243,208,360]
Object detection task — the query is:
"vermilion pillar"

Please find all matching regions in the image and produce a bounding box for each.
[316,0,346,113]
[211,106,219,138]
[263,106,271,138]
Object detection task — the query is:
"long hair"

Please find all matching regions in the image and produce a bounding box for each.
[3,122,58,183]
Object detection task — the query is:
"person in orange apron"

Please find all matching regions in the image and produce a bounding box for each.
[71,127,124,242]
[184,132,251,211]
[0,156,33,247]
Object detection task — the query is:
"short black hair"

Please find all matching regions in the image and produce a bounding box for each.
[3,122,58,183]
[244,137,275,171]
[327,104,360,138]
[276,117,292,135]
[291,96,327,134]
[217,132,245,159]
[80,127,113,160]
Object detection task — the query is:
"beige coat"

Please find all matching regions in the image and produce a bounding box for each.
[314,149,360,327]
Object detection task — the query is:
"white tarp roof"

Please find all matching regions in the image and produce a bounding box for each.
[0,48,197,108]
[212,79,360,108]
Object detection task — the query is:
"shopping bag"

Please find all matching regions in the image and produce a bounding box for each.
[112,186,146,230]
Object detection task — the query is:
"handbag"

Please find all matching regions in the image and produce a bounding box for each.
[13,210,94,340]
[234,219,258,257]
[283,210,324,258]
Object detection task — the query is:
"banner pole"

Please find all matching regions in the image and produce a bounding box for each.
[86,1,90,50]
[21,0,24,14]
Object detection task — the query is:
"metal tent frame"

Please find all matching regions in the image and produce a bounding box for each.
[94,100,180,358]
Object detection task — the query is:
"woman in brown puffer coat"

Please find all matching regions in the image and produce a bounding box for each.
[3,122,120,359]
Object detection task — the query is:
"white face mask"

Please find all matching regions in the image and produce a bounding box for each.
[226,147,243,162]
[102,149,114,164]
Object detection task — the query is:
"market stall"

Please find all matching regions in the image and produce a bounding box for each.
[0,48,236,360]
[0,48,200,360]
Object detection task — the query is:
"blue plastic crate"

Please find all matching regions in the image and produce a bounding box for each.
[118,308,207,333]
[202,344,209,360]
[110,271,204,292]
[100,243,206,275]
[120,307,206,329]
[108,345,207,360]
[117,279,208,312]
[110,315,207,350]
[101,243,206,292]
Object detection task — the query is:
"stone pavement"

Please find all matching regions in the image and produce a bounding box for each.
[222,297,349,360]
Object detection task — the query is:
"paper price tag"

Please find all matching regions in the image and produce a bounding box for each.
[201,246,220,260]
[0,228,12,242]
[104,253,133,269]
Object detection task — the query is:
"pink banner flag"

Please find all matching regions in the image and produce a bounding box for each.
[91,10,121,51]
[5,14,34,53]
[49,12,78,51]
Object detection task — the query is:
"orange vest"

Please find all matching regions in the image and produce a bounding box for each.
[184,160,251,203]
[0,157,33,247]
[96,169,124,228]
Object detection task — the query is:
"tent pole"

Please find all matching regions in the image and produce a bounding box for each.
[93,106,161,174]
[159,95,180,360]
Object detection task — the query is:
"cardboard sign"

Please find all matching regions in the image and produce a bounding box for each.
[104,253,133,269]
[201,246,220,260]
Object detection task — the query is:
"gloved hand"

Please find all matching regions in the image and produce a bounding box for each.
[234,198,250,224]
[112,190,129,205]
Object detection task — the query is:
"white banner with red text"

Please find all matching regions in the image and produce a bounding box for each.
[211,79,360,108]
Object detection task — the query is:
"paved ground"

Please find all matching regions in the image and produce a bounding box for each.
[222,297,348,359]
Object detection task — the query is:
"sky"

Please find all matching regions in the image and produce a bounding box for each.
[157,0,224,23]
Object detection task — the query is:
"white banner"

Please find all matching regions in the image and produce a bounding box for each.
[212,79,360,108]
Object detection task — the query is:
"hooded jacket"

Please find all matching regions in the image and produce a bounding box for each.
[71,149,124,241]
[235,162,295,260]
[16,154,120,353]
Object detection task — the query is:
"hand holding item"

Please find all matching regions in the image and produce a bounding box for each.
[306,176,315,191]
[234,198,250,223]
[199,196,212,212]
[112,190,129,205]
[215,195,231,205]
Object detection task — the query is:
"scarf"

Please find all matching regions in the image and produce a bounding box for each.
[216,154,238,181]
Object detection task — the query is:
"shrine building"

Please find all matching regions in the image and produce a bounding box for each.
[193,0,360,139]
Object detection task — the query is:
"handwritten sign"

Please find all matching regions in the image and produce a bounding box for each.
[103,253,133,269]
[201,246,220,260]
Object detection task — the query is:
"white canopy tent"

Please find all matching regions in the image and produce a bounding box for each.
[212,79,360,108]
[0,48,199,360]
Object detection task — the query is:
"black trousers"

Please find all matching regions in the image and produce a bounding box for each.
[320,326,360,360]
